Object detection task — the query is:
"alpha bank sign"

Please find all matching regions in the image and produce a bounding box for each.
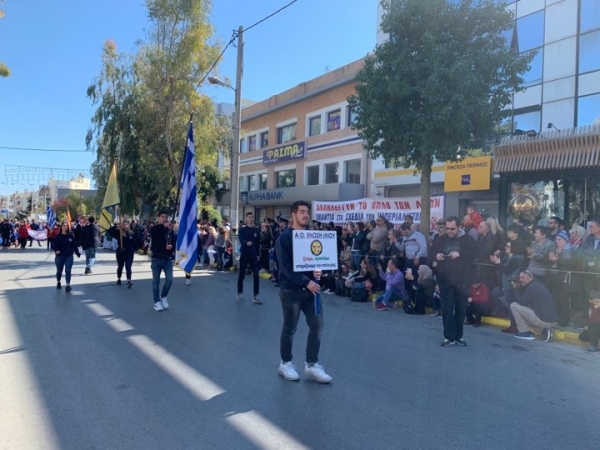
[262,141,305,166]
[241,190,285,205]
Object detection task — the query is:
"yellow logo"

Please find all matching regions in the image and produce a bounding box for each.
[310,240,323,256]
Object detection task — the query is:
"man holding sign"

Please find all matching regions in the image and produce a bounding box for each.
[275,200,333,383]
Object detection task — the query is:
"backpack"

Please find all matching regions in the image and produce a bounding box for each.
[401,294,416,315]
[350,289,369,303]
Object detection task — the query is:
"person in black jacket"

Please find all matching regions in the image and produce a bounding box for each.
[79,216,101,275]
[150,211,176,312]
[52,222,81,292]
[237,212,261,304]
[275,200,332,384]
[107,220,138,287]
[429,216,478,347]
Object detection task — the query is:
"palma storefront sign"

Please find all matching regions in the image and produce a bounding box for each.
[263,141,305,166]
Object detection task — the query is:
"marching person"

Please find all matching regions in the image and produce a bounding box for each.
[150,211,175,312]
[107,220,138,288]
[275,200,332,383]
[79,216,101,275]
[52,222,81,292]
[237,212,262,304]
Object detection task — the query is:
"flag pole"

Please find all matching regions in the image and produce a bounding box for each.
[172,114,194,223]
[114,158,123,251]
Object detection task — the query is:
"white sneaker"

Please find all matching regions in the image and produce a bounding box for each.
[185,279,192,286]
[322,289,331,294]
[237,293,245,303]
[304,363,332,383]
[253,295,263,305]
[278,361,299,381]
[154,302,164,312]
[161,297,169,310]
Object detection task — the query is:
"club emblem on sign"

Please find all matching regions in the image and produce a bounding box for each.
[310,240,323,256]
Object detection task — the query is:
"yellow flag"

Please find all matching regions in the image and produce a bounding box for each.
[98,161,120,233]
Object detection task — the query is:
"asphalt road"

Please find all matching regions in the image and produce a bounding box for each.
[1,246,598,450]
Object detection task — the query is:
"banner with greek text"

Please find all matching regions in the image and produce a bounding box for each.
[312,196,445,229]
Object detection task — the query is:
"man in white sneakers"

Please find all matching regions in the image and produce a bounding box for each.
[275,200,332,383]
[150,211,175,312]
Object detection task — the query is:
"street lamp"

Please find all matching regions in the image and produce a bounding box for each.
[208,26,243,228]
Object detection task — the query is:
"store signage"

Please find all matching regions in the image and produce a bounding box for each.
[263,141,305,166]
[312,195,445,229]
[444,156,492,192]
[292,230,338,272]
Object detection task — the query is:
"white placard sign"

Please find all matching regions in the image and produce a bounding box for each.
[292,230,339,272]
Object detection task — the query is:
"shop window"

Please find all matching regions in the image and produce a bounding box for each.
[579,29,600,74]
[522,48,543,87]
[513,110,541,133]
[247,174,256,191]
[345,159,361,184]
[260,131,269,148]
[308,116,321,136]
[516,10,544,53]
[306,166,319,185]
[259,173,268,190]
[277,123,297,144]
[325,163,339,184]
[509,180,565,226]
[581,0,600,33]
[327,110,341,132]
[578,93,600,127]
[276,169,296,188]
[347,105,359,126]
[248,136,257,152]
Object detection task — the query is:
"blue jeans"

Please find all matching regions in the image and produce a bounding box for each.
[84,247,97,269]
[55,254,74,284]
[375,286,403,305]
[279,288,324,364]
[351,250,362,272]
[151,258,173,304]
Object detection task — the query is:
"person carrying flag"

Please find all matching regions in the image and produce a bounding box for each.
[151,211,176,311]
[107,220,138,287]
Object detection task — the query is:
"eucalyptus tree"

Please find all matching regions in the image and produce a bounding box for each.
[87,0,227,216]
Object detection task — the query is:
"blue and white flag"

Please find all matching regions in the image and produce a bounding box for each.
[46,205,57,229]
[175,121,199,274]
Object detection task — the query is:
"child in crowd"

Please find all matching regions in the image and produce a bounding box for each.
[579,290,600,353]
[465,276,492,327]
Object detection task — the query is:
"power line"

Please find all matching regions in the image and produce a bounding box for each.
[0,146,88,153]
[201,0,299,84]
[244,0,298,33]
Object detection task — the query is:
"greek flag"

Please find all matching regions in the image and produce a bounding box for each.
[175,121,198,274]
[46,205,57,229]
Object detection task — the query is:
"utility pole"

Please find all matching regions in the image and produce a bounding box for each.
[230,25,243,229]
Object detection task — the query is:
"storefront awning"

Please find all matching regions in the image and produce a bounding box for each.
[493,125,600,174]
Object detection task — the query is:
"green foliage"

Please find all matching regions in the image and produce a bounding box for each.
[0,6,9,77]
[25,194,33,213]
[51,198,73,220]
[199,201,222,223]
[64,191,87,216]
[87,0,229,219]
[349,0,533,231]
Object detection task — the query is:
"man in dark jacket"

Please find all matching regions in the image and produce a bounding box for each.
[150,211,175,312]
[275,200,332,384]
[79,216,101,274]
[237,212,261,304]
[429,216,478,347]
[510,269,558,341]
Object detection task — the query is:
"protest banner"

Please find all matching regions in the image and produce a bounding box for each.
[312,195,444,229]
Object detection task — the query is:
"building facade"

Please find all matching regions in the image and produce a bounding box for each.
[215,59,370,224]
[375,0,600,225]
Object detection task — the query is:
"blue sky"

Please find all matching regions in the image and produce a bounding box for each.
[0,0,376,196]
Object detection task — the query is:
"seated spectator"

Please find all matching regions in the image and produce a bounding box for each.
[410,264,436,315]
[465,277,492,327]
[346,258,376,293]
[373,258,408,311]
[578,290,600,352]
[510,270,558,341]
[570,224,587,250]
[339,238,352,267]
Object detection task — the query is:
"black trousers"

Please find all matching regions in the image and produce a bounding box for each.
[238,253,259,296]
[466,302,493,324]
[116,250,134,280]
[579,323,600,347]
[439,280,468,341]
